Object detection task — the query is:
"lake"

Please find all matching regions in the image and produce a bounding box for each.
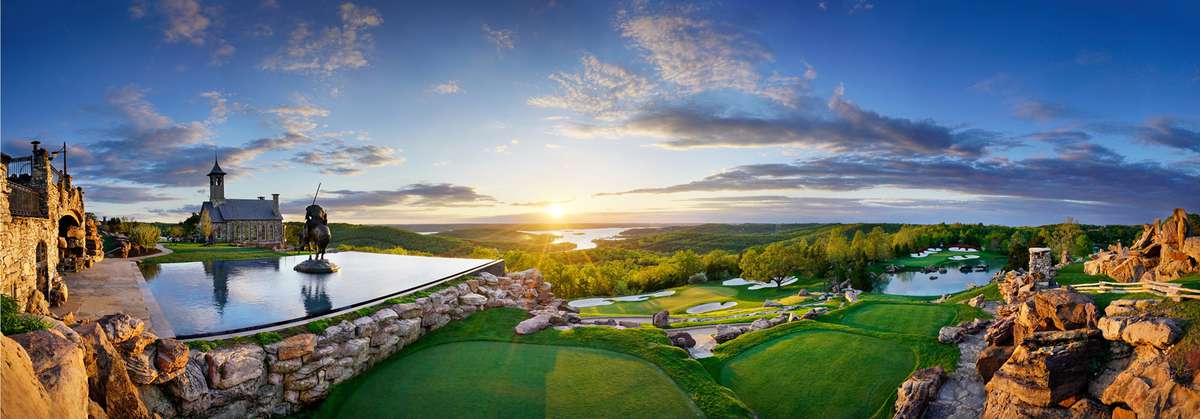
[877,264,996,296]
[140,252,499,338]
[518,227,645,250]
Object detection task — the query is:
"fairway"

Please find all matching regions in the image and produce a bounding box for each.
[318,341,701,418]
[883,250,1006,269]
[578,282,819,316]
[718,330,916,419]
[835,302,958,337]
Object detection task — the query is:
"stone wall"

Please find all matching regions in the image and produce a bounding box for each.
[212,219,284,245]
[124,269,555,418]
[1,147,97,314]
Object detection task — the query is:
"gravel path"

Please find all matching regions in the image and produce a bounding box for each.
[923,302,998,419]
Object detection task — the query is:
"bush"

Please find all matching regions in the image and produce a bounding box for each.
[688,272,709,284]
[0,295,49,335]
[255,332,283,345]
[129,224,161,247]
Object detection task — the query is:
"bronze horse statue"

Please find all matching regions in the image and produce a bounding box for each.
[300,204,331,260]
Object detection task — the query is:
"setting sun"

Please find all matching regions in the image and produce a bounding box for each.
[546,204,565,219]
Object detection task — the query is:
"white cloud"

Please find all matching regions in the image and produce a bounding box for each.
[544,143,562,149]
[291,140,403,175]
[429,80,462,95]
[482,24,516,50]
[161,0,211,45]
[528,54,656,120]
[260,2,384,75]
[265,97,331,135]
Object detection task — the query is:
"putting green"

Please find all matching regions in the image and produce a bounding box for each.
[578,282,820,316]
[836,302,958,337]
[319,341,701,418]
[718,330,916,419]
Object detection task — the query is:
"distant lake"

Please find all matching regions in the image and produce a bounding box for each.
[877,263,995,296]
[519,227,646,250]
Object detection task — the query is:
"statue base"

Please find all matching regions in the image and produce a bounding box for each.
[294,259,341,273]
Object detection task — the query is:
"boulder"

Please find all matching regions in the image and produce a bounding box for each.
[97,313,145,344]
[8,330,89,419]
[459,293,487,306]
[714,325,747,344]
[204,344,265,390]
[967,294,986,308]
[274,333,316,361]
[514,314,553,335]
[1103,299,1158,317]
[1097,316,1183,349]
[652,310,671,328]
[668,333,696,349]
[844,288,862,303]
[71,322,151,419]
[763,300,782,308]
[938,326,964,344]
[750,317,774,331]
[984,316,1015,346]
[985,329,1102,409]
[960,318,991,334]
[1090,345,1200,418]
[976,344,1015,383]
[153,338,189,382]
[1012,288,1097,344]
[894,366,945,419]
[1,335,53,419]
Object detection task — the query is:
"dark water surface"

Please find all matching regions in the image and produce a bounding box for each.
[877,264,996,296]
[141,252,497,337]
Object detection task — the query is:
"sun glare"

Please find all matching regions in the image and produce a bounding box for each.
[546,204,565,219]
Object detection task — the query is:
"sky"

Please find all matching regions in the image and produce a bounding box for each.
[2,0,1198,226]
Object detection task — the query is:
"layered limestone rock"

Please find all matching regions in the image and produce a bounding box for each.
[1085,208,1200,282]
[894,366,945,419]
[6,329,90,419]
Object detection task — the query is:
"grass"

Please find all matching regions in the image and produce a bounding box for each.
[1,295,48,335]
[320,223,471,254]
[578,280,825,316]
[1143,299,1200,382]
[1054,263,1200,311]
[311,308,752,418]
[317,341,700,418]
[881,250,1007,270]
[704,319,960,419]
[830,302,958,337]
[945,282,1001,304]
[146,243,304,264]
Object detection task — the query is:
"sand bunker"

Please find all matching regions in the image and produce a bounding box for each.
[567,290,677,308]
[686,301,738,314]
[567,298,614,308]
[948,255,981,261]
[747,277,799,290]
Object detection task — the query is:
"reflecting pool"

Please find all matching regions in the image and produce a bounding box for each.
[140,252,498,338]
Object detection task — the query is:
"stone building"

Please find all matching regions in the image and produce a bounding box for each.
[198,158,284,245]
[1,141,103,314]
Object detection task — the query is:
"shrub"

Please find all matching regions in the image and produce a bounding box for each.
[688,272,709,284]
[129,224,161,247]
[187,340,218,352]
[1,295,49,335]
[255,332,283,345]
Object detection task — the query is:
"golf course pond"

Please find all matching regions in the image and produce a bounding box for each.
[877,264,994,296]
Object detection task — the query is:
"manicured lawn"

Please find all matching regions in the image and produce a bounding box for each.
[882,250,1006,270]
[313,308,752,418]
[145,243,304,264]
[579,281,824,316]
[322,341,699,418]
[711,325,924,419]
[831,302,959,337]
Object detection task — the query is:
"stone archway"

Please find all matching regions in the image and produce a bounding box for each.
[57,214,85,272]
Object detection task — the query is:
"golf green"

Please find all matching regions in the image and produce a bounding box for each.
[319,340,701,418]
[578,282,817,316]
[718,330,916,419]
[836,302,958,337]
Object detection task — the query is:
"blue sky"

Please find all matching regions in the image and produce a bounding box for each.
[3,0,1198,226]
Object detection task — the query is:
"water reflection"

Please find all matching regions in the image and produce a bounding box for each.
[877,262,995,296]
[139,252,495,337]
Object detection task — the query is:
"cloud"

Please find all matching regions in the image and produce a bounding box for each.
[848,1,875,14]
[260,2,383,75]
[1011,99,1073,122]
[200,91,240,125]
[481,24,516,50]
[527,54,656,120]
[616,7,811,106]
[287,183,496,213]
[1134,117,1200,153]
[560,87,1001,158]
[160,0,210,45]
[290,140,403,175]
[597,143,1200,214]
[429,81,462,95]
[252,23,274,37]
[264,98,330,134]
[129,0,147,19]
[77,184,176,203]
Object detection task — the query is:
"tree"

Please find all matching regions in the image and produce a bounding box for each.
[740,242,800,286]
[166,225,185,240]
[128,224,160,248]
[200,214,213,244]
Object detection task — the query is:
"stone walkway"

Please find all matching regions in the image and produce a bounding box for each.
[51,258,174,337]
[924,303,998,419]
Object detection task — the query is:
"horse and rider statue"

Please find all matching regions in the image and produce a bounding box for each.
[299,183,332,260]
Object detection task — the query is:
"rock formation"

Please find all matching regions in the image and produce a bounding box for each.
[894,366,945,419]
[1085,208,1200,282]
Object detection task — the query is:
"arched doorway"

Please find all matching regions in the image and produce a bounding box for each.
[58,214,83,272]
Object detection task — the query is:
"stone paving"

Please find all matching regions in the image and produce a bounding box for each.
[924,302,998,419]
[51,258,174,337]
